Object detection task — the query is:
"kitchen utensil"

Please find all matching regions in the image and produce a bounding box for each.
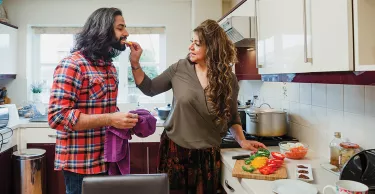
[323,180,369,194]
[232,160,287,180]
[245,103,287,137]
[232,154,250,160]
[272,179,318,194]
[155,104,171,120]
[340,149,375,193]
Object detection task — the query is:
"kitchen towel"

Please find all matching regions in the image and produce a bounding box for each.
[104,109,157,175]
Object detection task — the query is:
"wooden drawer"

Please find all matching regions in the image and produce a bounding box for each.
[221,162,248,194]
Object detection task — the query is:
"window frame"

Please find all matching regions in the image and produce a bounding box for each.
[30,27,167,104]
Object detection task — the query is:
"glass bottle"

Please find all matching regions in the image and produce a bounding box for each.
[329,132,343,167]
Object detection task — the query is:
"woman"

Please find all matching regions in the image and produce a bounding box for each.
[129,19,266,194]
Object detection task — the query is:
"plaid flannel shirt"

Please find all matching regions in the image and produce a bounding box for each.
[48,51,118,174]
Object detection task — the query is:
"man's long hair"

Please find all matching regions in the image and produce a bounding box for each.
[72,8,122,60]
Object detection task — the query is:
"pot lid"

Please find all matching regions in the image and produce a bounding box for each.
[13,149,46,160]
[245,107,285,114]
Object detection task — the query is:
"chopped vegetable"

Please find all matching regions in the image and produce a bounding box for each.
[242,165,255,173]
[271,152,285,160]
[259,166,276,175]
[255,148,270,158]
[285,146,308,159]
[250,156,268,169]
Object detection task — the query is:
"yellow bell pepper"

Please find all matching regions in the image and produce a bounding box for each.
[250,156,268,169]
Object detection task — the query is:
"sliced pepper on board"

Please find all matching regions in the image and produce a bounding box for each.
[242,165,255,173]
[255,148,270,158]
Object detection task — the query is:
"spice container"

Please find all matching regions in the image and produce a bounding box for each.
[339,142,360,169]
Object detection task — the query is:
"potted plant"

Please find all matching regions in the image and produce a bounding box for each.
[31,81,43,102]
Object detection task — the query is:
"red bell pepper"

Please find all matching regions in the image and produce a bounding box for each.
[271,152,285,160]
[259,166,276,175]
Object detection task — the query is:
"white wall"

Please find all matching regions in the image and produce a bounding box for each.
[3,0,192,108]
[239,80,375,159]
[192,0,222,29]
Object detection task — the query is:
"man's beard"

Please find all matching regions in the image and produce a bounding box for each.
[108,36,126,58]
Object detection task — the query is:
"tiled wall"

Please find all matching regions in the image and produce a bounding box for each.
[239,80,375,159]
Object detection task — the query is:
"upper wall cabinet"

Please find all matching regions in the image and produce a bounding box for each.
[256,0,375,74]
[0,22,18,75]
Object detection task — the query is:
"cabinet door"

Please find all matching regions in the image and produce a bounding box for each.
[0,24,17,74]
[257,0,312,74]
[27,143,65,194]
[0,145,17,194]
[129,142,147,174]
[310,0,354,72]
[145,142,160,174]
[353,0,375,71]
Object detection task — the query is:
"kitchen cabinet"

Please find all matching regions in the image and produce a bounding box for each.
[129,127,163,174]
[0,145,17,194]
[235,48,261,80]
[0,22,17,75]
[129,142,160,174]
[256,0,375,74]
[27,143,65,194]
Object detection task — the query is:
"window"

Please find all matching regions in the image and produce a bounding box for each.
[31,26,166,103]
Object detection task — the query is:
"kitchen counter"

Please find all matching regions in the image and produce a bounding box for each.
[221,147,339,194]
[8,116,166,129]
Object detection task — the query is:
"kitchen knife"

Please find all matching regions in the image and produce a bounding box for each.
[232,154,250,160]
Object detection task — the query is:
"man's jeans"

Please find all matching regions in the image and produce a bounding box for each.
[63,170,107,194]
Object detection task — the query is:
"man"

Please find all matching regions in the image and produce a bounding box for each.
[48,8,137,194]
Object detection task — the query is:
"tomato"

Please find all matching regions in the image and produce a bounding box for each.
[271,152,285,160]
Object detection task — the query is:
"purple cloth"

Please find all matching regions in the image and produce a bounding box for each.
[104,109,157,175]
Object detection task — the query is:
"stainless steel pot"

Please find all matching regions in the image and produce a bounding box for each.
[245,103,287,137]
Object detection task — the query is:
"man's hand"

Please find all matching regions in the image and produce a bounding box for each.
[239,140,267,152]
[129,41,143,68]
[109,112,138,129]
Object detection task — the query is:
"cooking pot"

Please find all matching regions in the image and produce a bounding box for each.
[155,104,171,120]
[245,103,287,137]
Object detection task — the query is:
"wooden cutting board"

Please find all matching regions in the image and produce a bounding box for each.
[232,160,288,181]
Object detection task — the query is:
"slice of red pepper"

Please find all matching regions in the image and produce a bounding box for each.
[259,166,275,175]
[271,152,286,160]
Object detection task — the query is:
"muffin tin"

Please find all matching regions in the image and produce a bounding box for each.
[295,164,314,182]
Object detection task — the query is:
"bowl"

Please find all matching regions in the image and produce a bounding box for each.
[279,141,309,160]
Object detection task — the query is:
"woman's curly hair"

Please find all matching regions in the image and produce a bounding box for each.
[194,19,238,121]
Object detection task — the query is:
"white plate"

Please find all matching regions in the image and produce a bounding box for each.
[271,179,318,194]
[295,163,314,182]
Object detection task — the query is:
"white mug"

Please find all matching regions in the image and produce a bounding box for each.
[323,180,368,194]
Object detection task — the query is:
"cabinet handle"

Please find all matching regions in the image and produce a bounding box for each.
[146,146,150,174]
[303,0,312,63]
[225,180,235,192]
[254,0,262,68]
[48,135,57,138]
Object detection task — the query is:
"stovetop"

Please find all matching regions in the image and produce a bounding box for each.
[220,132,298,148]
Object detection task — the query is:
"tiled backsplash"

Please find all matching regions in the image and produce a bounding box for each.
[239,80,375,159]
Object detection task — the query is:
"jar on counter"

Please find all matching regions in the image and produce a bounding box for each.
[339,142,360,169]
